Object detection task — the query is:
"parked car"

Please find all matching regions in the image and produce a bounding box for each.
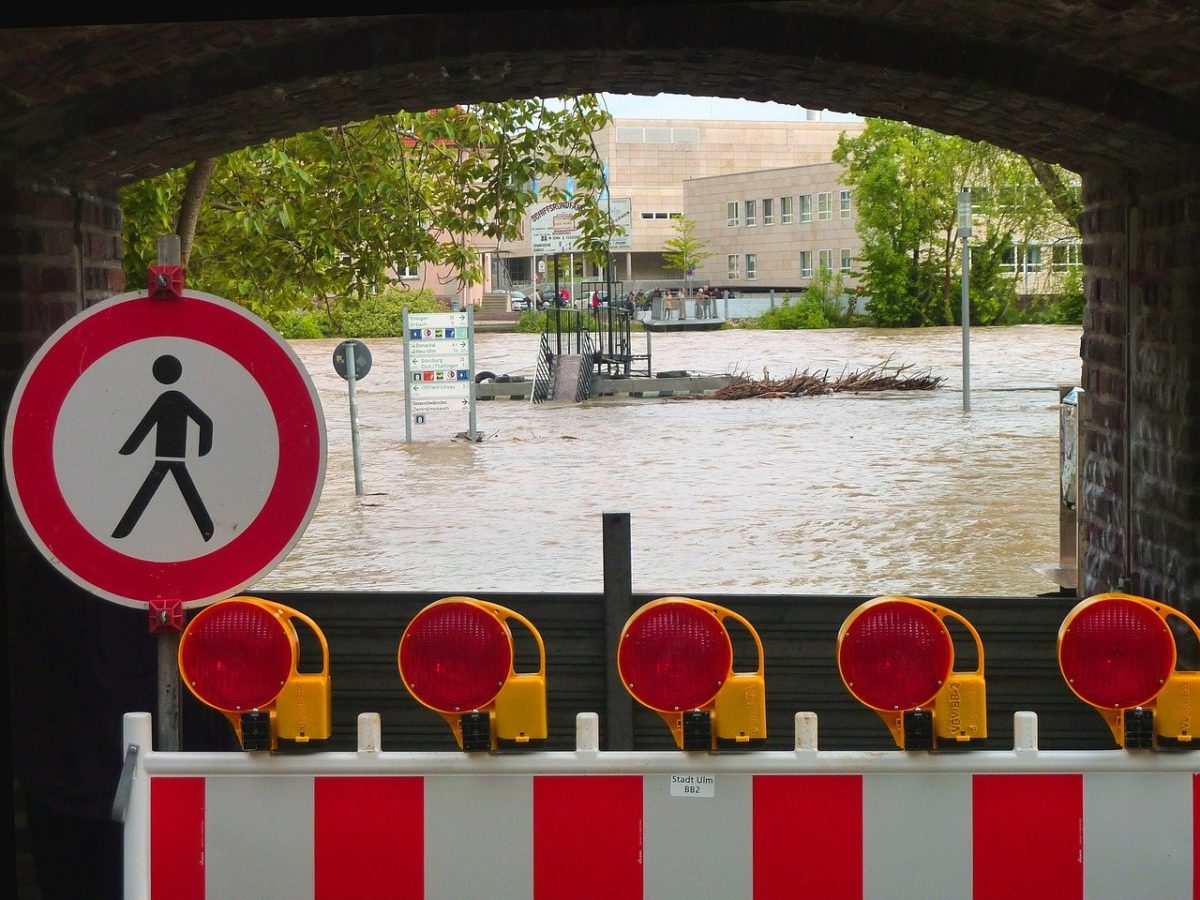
[507,290,531,311]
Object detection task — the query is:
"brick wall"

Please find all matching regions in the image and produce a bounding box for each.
[0,175,124,599]
[0,176,123,386]
[1079,162,1200,614]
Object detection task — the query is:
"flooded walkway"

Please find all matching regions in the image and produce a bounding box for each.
[257,325,1082,598]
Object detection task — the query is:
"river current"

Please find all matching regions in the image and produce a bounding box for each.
[256,324,1083,597]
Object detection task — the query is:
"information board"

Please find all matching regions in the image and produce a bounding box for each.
[402,309,476,441]
[531,198,631,253]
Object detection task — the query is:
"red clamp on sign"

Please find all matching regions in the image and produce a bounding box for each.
[147,264,185,299]
[149,598,185,633]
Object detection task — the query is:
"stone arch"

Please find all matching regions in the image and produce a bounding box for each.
[2,8,1198,607]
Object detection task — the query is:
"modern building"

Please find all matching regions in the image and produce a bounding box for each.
[488,114,867,300]
[684,161,861,295]
[429,113,1079,311]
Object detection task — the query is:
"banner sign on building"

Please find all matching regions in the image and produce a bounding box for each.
[530,198,631,254]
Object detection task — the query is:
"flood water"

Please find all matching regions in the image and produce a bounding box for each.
[257,324,1083,598]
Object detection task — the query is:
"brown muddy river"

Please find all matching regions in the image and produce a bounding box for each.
[256,324,1082,597]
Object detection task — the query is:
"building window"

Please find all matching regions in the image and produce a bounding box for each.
[840,190,852,218]
[727,201,739,227]
[640,211,680,219]
[818,192,833,220]
[1006,244,1043,273]
[799,251,813,278]
[745,199,757,227]
[746,254,757,280]
[780,195,793,224]
[818,249,834,272]
[762,198,774,225]
[398,262,420,279]
[799,194,812,223]
[728,254,740,280]
[1051,243,1082,271]
[840,249,852,273]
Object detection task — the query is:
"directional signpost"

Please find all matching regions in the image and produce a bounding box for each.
[402,309,476,442]
[333,339,371,495]
[3,289,327,608]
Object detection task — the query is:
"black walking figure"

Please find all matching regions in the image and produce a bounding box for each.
[112,354,215,541]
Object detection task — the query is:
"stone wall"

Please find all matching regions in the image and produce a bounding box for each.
[0,176,123,386]
[1079,162,1200,611]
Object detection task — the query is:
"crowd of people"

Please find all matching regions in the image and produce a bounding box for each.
[525,285,730,319]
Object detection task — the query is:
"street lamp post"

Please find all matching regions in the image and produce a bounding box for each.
[958,189,972,413]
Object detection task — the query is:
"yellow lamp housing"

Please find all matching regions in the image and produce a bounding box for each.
[837,596,987,750]
[397,596,547,752]
[178,596,332,751]
[617,597,766,750]
[1057,592,1200,748]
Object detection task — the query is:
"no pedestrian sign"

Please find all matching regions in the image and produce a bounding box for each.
[3,290,327,608]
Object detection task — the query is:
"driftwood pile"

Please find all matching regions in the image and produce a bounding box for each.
[704,359,945,400]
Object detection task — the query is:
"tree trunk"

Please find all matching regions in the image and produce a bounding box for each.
[1024,157,1082,232]
[175,158,217,267]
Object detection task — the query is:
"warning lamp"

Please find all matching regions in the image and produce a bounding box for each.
[618,597,766,750]
[1058,592,1200,748]
[837,596,987,750]
[398,597,547,752]
[178,596,332,751]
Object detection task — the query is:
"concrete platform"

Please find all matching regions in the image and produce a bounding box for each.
[476,373,737,401]
[642,317,726,332]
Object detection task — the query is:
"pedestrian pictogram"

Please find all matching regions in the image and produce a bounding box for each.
[4,289,326,608]
[112,354,215,541]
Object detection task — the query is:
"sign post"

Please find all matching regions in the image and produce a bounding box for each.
[402,309,475,442]
[958,189,973,413]
[4,282,327,751]
[5,288,325,605]
[333,339,372,496]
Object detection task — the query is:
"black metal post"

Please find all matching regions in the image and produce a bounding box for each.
[554,254,562,356]
[602,511,634,749]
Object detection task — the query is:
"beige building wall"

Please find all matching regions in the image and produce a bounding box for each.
[685,162,862,292]
[493,116,866,288]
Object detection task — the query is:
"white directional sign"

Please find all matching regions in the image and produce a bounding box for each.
[3,290,326,608]
[403,310,477,438]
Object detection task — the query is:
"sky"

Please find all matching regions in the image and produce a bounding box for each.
[599,93,863,122]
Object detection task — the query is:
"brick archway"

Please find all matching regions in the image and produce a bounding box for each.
[2,8,1198,605]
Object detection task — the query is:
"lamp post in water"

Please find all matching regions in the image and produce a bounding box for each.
[958,189,972,412]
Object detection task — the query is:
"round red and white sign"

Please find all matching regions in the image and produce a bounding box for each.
[4,290,326,608]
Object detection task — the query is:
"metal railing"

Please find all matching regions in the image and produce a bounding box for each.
[532,332,554,404]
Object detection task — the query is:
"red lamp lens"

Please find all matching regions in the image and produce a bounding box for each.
[618,601,732,711]
[1059,598,1175,708]
[399,602,513,712]
[180,601,294,711]
[839,601,953,710]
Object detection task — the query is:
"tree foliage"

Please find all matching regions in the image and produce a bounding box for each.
[833,119,1079,327]
[661,215,712,286]
[122,97,613,333]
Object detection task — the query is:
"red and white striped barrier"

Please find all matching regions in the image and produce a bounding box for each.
[121,712,1198,900]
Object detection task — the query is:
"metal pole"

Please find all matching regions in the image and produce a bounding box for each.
[154,234,182,752]
[402,309,413,444]
[957,189,972,413]
[554,255,562,356]
[346,346,363,496]
[468,305,478,442]
[602,511,634,749]
[961,238,971,412]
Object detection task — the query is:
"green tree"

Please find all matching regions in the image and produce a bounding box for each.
[661,215,712,294]
[122,97,613,333]
[754,266,848,329]
[833,119,1076,327]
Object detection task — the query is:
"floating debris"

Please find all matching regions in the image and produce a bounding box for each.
[700,357,945,400]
